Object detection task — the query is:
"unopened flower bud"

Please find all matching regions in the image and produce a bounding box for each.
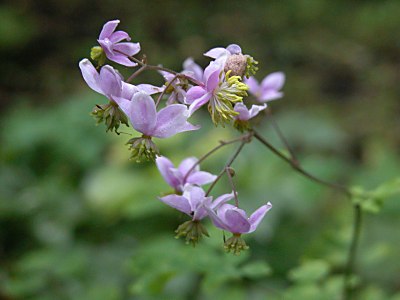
[90,46,106,66]
[224,54,248,78]
[233,119,251,132]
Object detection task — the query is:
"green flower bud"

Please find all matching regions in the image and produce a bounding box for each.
[90,46,106,67]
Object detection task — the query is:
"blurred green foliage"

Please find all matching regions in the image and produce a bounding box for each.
[1,0,400,299]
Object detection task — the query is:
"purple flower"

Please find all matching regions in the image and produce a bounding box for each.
[113,91,199,138]
[97,20,140,67]
[159,186,234,221]
[156,156,217,193]
[185,62,248,125]
[206,202,272,234]
[245,72,285,102]
[204,44,243,66]
[234,103,267,121]
[79,59,163,100]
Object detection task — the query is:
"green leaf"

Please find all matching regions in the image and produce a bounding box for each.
[288,260,330,283]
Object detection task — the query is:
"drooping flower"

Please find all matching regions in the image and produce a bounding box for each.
[245,72,285,102]
[159,186,234,246]
[97,20,141,67]
[156,156,217,193]
[79,59,163,132]
[183,57,204,82]
[233,102,267,132]
[113,91,199,161]
[205,202,272,254]
[186,62,248,126]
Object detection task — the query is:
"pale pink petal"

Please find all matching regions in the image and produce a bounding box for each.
[224,208,251,233]
[244,76,260,95]
[188,92,212,115]
[156,156,180,190]
[109,31,130,43]
[260,91,283,102]
[152,104,200,138]
[248,104,267,119]
[121,82,140,99]
[204,47,229,59]
[178,157,199,175]
[204,206,229,231]
[183,58,203,82]
[211,192,234,210]
[126,92,157,135]
[99,20,119,40]
[107,54,137,67]
[187,171,217,186]
[226,44,242,55]
[98,65,122,97]
[261,72,285,92]
[234,103,251,121]
[113,42,141,57]
[137,84,164,95]
[248,202,272,233]
[204,63,222,91]
[79,59,102,94]
[159,195,191,216]
[186,86,207,104]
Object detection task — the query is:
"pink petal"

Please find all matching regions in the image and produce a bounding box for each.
[98,65,122,97]
[226,44,242,55]
[113,42,141,57]
[178,157,199,176]
[121,82,140,99]
[159,195,191,216]
[204,47,229,59]
[224,208,251,233]
[204,63,222,91]
[152,104,200,138]
[186,86,207,104]
[188,92,212,115]
[234,103,251,121]
[244,76,260,95]
[126,92,157,135]
[107,53,138,67]
[137,84,164,95]
[210,192,234,210]
[187,171,217,186]
[183,58,203,82]
[155,156,180,190]
[109,31,130,43]
[261,72,285,92]
[260,91,283,102]
[99,20,119,40]
[79,59,102,94]
[204,206,229,231]
[248,104,267,119]
[248,202,272,233]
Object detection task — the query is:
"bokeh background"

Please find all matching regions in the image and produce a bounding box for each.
[1,0,400,299]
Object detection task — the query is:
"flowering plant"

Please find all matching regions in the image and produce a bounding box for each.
[78,19,400,297]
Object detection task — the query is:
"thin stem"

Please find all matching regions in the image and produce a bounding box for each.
[252,128,351,196]
[225,167,239,207]
[155,73,181,107]
[206,141,247,196]
[343,204,363,300]
[265,107,298,164]
[182,133,251,183]
[126,65,147,83]
[114,49,204,86]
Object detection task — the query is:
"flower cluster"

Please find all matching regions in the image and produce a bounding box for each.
[78,19,286,254]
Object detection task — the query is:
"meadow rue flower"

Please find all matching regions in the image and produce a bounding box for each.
[156,156,217,193]
[159,186,234,245]
[204,44,258,78]
[183,57,204,82]
[97,19,141,67]
[113,92,199,162]
[205,202,272,254]
[245,72,285,102]
[233,102,267,132]
[186,62,248,126]
[79,59,163,132]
